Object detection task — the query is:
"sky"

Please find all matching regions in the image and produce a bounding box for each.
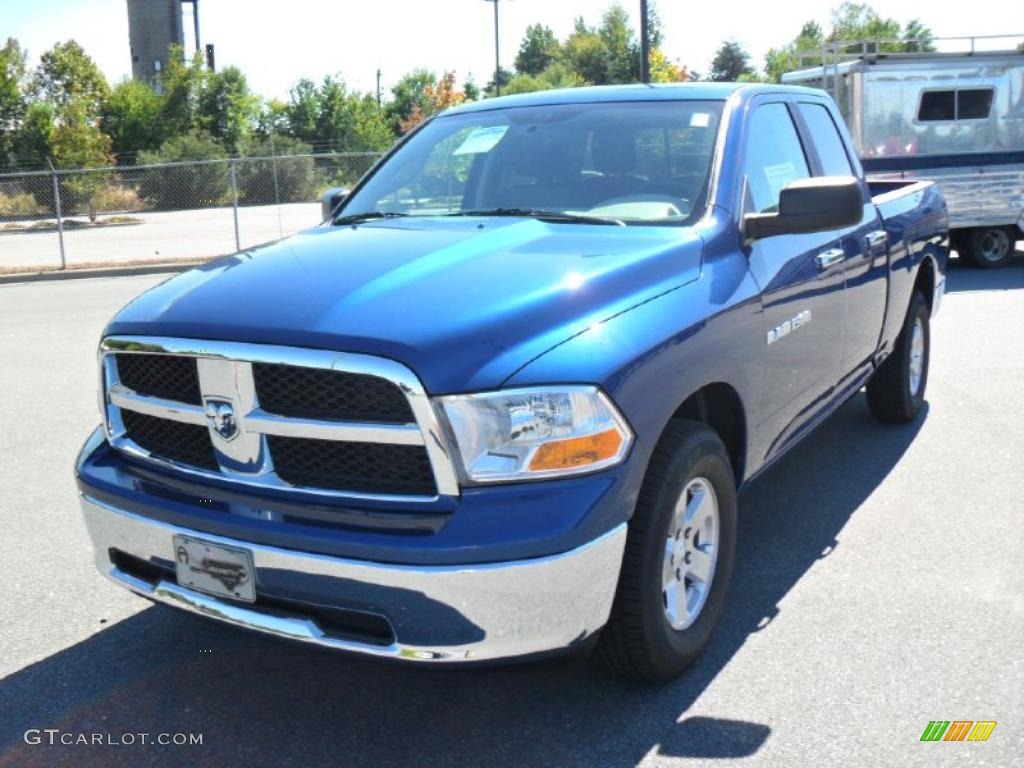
[4,0,1019,100]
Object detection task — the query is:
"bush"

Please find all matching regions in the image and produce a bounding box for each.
[235,136,316,205]
[138,132,230,210]
[0,190,47,219]
[90,183,144,213]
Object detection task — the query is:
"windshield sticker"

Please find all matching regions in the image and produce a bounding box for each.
[690,112,711,128]
[453,125,509,156]
[763,162,799,200]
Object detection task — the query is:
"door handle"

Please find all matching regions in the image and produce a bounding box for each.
[865,230,888,249]
[816,248,845,270]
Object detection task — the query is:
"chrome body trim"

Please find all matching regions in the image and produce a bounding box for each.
[244,410,424,445]
[81,494,627,662]
[816,248,845,270]
[865,229,888,249]
[99,336,460,501]
[109,387,207,425]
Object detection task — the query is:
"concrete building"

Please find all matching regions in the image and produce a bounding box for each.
[126,0,185,83]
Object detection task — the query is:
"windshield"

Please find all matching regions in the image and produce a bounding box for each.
[338,100,724,225]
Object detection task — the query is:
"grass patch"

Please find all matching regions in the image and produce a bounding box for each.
[0,256,211,277]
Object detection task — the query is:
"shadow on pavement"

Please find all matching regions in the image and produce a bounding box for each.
[0,395,925,768]
[945,248,1024,292]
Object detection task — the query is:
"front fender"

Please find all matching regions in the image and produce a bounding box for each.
[504,248,763,483]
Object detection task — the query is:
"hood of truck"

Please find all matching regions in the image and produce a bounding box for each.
[106,217,704,393]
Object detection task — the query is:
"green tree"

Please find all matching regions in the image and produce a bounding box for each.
[515,24,560,76]
[764,20,825,82]
[463,75,480,102]
[799,20,825,45]
[563,19,609,84]
[286,76,393,149]
[316,77,393,150]
[709,40,754,81]
[484,66,513,97]
[102,79,163,159]
[286,78,320,143]
[157,46,208,139]
[829,2,900,51]
[504,63,584,95]
[598,3,638,83]
[901,19,935,52]
[199,66,260,155]
[0,38,28,168]
[50,101,113,213]
[32,40,109,117]
[258,98,290,137]
[646,2,665,48]
[387,70,434,133]
[50,103,111,169]
[13,102,54,169]
[825,5,935,55]
[138,132,229,209]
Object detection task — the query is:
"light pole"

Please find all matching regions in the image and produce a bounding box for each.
[483,0,501,95]
[639,0,650,83]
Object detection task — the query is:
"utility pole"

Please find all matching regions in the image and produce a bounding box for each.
[639,0,650,83]
[483,0,502,95]
[376,68,382,108]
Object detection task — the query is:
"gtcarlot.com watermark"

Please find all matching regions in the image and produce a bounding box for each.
[24,729,203,747]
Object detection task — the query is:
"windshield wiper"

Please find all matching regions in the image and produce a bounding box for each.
[333,211,409,226]
[451,208,625,226]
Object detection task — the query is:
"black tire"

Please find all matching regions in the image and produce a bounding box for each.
[597,420,737,681]
[950,232,969,265]
[866,290,930,424]
[960,227,1015,269]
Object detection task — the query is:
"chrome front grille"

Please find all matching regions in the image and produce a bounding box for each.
[115,353,202,405]
[251,362,415,423]
[121,410,219,471]
[100,337,459,500]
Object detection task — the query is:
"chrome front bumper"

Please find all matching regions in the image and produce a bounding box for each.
[80,494,627,663]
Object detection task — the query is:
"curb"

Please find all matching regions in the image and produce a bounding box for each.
[0,261,202,285]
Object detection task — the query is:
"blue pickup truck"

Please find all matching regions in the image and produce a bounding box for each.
[76,83,947,680]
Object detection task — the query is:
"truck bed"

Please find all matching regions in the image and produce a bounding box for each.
[867,178,925,201]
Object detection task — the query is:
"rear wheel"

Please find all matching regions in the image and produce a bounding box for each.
[960,227,1015,268]
[597,420,737,681]
[866,290,930,424]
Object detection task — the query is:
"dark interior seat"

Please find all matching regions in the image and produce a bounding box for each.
[580,129,646,207]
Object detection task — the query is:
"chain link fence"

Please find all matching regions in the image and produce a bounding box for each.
[0,151,382,273]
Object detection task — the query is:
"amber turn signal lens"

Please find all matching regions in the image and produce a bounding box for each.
[528,428,623,472]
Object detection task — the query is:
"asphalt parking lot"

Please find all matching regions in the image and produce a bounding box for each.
[0,258,1021,767]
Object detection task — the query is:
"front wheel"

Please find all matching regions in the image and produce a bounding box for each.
[597,420,737,681]
[960,227,1016,268]
[866,290,930,424]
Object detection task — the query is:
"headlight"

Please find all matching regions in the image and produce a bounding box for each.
[438,386,632,483]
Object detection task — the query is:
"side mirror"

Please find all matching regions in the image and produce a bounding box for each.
[743,176,862,242]
[321,187,350,221]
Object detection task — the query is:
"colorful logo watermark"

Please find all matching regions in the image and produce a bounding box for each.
[920,721,997,742]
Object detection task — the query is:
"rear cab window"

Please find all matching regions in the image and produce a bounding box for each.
[797,102,855,177]
[742,102,811,214]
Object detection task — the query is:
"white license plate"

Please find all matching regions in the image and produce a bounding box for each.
[173,535,256,602]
